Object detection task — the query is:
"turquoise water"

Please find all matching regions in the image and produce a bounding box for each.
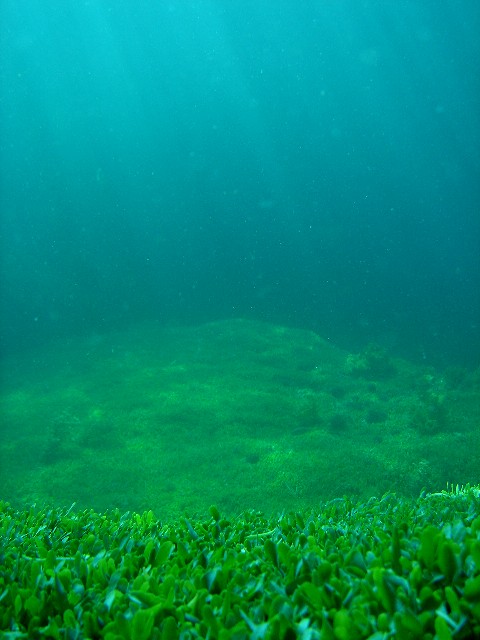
[1,1,479,367]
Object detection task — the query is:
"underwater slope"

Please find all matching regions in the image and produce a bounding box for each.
[0,319,479,515]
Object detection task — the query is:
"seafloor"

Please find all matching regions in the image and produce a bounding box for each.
[1,319,478,517]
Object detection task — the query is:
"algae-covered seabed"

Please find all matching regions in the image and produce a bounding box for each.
[1,319,478,517]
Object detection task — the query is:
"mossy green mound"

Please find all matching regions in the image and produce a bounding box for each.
[1,487,480,638]
[1,319,479,517]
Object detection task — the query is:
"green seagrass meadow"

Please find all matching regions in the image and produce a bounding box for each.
[1,488,480,639]
[1,320,479,637]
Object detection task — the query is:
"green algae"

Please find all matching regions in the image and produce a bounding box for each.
[0,319,478,516]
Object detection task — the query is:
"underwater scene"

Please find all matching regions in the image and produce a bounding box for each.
[1,1,479,638]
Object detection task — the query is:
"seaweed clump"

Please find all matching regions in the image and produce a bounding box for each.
[346,344,397,379]
[328,412,351,432]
